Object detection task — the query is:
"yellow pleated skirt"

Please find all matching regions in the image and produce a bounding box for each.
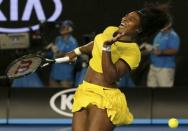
[72,81,133,125]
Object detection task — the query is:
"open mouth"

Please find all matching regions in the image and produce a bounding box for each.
[119,22,126,28]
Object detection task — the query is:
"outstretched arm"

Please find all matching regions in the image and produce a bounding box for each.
[66,41,94,60]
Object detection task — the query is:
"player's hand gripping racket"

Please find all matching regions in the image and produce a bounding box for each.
[0,54,71,79]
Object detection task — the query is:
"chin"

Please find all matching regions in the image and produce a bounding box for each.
[117,28,126,34]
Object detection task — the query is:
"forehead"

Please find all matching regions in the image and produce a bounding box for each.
[127,11,140,21]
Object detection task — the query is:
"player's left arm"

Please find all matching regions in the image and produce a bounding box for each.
[101,33,132,84]
[102,52,131,84]
[64,41,94,60]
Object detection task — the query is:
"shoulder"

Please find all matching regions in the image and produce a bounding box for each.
[95,26,118,40]
[55,36,64,44]
[127,43,141,56]
[170,30,179,38]
[69,36,77,43]
[56,36,62,40]
[103,26,119,36]
[118,43,141,70]
[155,32,162,38]
[93,26,119,44]
[116,42,141,70]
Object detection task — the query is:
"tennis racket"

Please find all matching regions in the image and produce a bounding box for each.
[0,54,70,79]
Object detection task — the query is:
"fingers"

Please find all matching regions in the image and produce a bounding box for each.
[104,32,126,45]
[112,32,125,42]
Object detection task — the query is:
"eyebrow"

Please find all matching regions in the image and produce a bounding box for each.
[129,13,139,21]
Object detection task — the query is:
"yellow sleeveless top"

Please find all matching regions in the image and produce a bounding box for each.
[89,26,141,73]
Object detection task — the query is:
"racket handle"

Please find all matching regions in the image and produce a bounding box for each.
[55,56,70,63]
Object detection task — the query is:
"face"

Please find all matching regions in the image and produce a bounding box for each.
[118,11,141,37]
[60,26,72,36]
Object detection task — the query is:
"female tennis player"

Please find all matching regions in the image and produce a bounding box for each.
[64,5,170,131]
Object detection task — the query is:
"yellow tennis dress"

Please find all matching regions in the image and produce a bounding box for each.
[72,26,141,125]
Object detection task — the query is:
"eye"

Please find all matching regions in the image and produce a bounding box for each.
[122,14,127,19]
[129,18,134,21]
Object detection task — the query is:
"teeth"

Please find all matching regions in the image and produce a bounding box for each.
[121,23,125,26]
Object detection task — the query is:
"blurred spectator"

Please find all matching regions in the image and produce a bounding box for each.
[11,72,44,88]
[146,20,180,87]
[48,20,78,88]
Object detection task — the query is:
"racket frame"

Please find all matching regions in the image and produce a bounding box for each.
[5,54,44,79]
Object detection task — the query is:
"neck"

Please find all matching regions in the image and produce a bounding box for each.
[62,35,70,39]
[113,31,136,43]
[118,35,136,43]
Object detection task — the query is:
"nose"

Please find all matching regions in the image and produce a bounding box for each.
[121,17,126,23]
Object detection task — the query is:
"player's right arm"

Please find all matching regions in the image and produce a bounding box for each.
[65,41,94,60]
[79,41,94,54]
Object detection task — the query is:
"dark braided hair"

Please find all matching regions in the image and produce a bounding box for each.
[136,4,171,42]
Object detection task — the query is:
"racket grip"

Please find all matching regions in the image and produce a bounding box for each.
[55,56,70,63]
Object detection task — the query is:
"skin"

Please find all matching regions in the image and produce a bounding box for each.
[66,11,141,131]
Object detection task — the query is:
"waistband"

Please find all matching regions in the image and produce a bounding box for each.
[81,80,119,90]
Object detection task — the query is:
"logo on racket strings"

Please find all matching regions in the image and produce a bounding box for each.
[0,0,63,33]
[15,60,32,74]
[50,88,76,117]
